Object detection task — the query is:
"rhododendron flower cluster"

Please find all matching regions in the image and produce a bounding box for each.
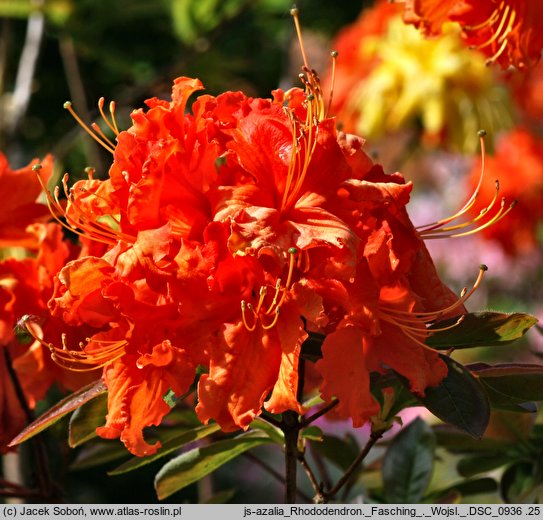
[0,154,92,453]
[24,68,478,458]
[324,0,512,152]
[400,0,543,70]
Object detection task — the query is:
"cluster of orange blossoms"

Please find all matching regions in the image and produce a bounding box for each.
[1,70,475,458]
[400,0,543,70]
[4,1,541,460]
[0,155,93,452]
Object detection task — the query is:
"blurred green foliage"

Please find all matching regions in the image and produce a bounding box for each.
[0,0,365,175]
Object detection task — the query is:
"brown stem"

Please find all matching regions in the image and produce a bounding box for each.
[322,430,384,502]
[282,410,300,504]
[309,443,333,492]
[299,454,324,503]
[299,399,339,428]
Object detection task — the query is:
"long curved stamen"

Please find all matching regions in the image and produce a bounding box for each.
[291,7,309,71]
[24,322,127,372]
[326,50,339,118]
[417,131,487,233]
[241,248,298,331]
[281,8,327,213]
[64,177,134,243]
[471,4,512,50]
[63,101,115,154]
[383,265,488,324]
[463,2,502,31]
[417,131,515,239]
[98,97,120,136]
[33,165,135,245]
[485,35,510,66]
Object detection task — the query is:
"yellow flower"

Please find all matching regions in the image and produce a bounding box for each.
[332,7,513,153]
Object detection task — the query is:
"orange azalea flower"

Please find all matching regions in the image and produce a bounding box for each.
[401,0,543,69]
[0,153,53,249]
[466,127,543,255]
[0,223,89,452]
[40,56,478,453]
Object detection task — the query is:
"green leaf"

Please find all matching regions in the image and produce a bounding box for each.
[382,418,435,503]
[370,372,419,420]
[109,423,221,475]
[472,364,543,401]
[154,430,271,500]
[68,393,108,447]
[426,312,538,349]
[500,462,541,504]
[434,426,512,454]
[170,0,245,44]
[418,355,490,439]
[9,380,106,447]
[0,0,72,24]
[301,426,323,441]
[457,453,513,478]
[250,417,284,445]
[70,440,130,470]
[310,434,360,471]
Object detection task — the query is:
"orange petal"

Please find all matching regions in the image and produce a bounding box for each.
[316,326,379,427]
[196,321,282,431]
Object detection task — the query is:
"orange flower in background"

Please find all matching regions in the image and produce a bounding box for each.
[506,59,543,125]
[466,127,543,255]
[0,222,90,453]
[0,153,53,249]
[401,0,543,70]
[325,0,512,153]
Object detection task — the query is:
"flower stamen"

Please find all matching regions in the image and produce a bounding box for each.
[63,101,115,154]
[98,97,120,136]
[241,248,298,331]
[417,131,516,239]
[23,320,127,372]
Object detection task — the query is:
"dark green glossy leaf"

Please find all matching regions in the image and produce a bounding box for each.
[426,312,538,349]
[249,417,284,445]
[433,425,512,454]
[69,393,108,447]
[418,356,489,439]
[70,440,130,470]
[310,434,360,471]
[480,382,538,413]
[9,380,106,447]
[457,453,513,478]
[109,423,221,475]
[473,364,543,401]
[382,418,435,503]
[154,430,271,500]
